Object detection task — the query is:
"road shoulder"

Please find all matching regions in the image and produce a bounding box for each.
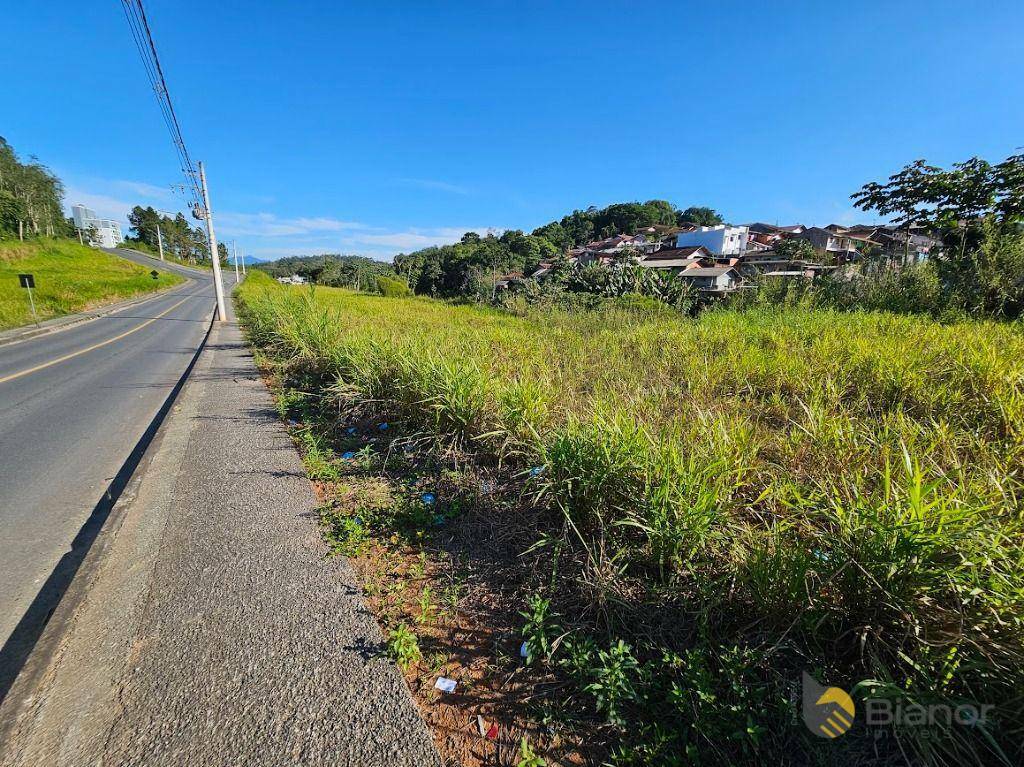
[0,305,440,766]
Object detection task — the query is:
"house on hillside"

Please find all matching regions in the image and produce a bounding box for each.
[795,227,859,263]
[493,272,526,291]
[674,266,742,293]
[867,227,940,265]
[745,223,805,250]
[584,233,658,255]
[530,255,580,279]
[276,274,307,285]
[638,245,716,274]
[670,224,749,256]
[72,204,124,248]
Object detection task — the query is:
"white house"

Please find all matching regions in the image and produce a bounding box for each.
[71,204,124,248]
[671,225,749,256]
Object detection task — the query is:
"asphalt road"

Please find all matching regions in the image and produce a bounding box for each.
[0,249,215,650]
[0,302,441,766]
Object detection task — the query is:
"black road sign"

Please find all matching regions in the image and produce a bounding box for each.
[150,270,159,280]
[18,274,34,289]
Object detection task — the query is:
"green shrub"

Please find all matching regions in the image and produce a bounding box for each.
[376,275,413,297]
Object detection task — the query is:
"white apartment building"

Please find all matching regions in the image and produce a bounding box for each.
[72,204,124,248]
[671,224,749,256]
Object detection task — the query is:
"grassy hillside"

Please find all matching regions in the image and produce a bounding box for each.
[120,239,213,271]
[0,238,184,330]
[238,271,1024,765]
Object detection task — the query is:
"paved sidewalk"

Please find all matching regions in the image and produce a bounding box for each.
[0,305,441,766]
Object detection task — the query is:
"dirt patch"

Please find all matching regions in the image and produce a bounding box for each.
[283,397,598,767]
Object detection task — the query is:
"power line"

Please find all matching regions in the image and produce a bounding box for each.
[120,0,228,321]
[119,0,202,205]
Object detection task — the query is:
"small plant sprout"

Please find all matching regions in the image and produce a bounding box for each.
[517,737,545,767]
[385,624,421,671]
[415,586,437,626]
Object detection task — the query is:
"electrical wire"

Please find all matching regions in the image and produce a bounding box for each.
[119,0,203,207]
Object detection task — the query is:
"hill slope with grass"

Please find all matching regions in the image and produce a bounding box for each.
[0,239,184,330]
[238,271,1024,766]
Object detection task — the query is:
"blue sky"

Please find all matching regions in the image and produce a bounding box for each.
[1,1,1021,261]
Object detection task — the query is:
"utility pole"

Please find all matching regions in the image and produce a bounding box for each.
[241,250,246,275]
[76,228,84,245]
[232,240,240,283]
[156,222,165,260]
[197,161,227,321]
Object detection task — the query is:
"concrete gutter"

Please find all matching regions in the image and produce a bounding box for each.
[0,297,441,767]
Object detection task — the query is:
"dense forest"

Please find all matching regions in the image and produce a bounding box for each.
[394,200,723,297]
[0,137,71,240]
[255,253,396,290]
[126,205,228,265]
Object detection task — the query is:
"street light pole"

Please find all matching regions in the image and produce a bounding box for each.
[197,161,227,321]
[156,222,165,260]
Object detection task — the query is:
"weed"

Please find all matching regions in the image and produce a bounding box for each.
[516,737,546,767]
[238,272,1024,765]
[415,586,437,626]
[320,507,370,556]
[520,595,559,664]
[584,640,639,728]
[385,624,421,671]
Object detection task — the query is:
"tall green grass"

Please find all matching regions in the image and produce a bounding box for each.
[0,238,184,329]
[239,271,1024,764]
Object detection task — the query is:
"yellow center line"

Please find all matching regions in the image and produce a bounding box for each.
[0,295,203,386]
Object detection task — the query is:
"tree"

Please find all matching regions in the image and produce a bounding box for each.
[773,237,816,261]
[0,137,68,239]
[852,153,1024,319]
[532,221,571,250]
[559,210,595,246]
[677,206,723,227]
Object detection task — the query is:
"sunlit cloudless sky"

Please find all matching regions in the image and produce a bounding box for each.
[1,1,1021,260]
